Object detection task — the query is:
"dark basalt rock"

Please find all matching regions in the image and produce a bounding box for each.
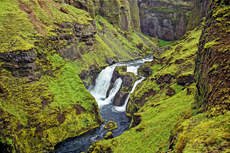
[0,50,37,77]
[166,87,176,97]
[139,0,193,40]
[156,74,173,84]
[138,62,152,77]
[131,113,142,127]
[0,83,4,94]
[177,74,195,86]
[78,65,100,88]
[0,50,36,63]
[104,132,114,140]
[112,92,129,106]
[121,76,133,88]
[105,56,116,65]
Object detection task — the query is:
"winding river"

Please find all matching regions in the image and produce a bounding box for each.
[52,56,153,153]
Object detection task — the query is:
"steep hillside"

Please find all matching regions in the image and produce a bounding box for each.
[187,0,210,31]
[0,0,157,152]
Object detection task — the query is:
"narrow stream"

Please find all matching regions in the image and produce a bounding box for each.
[52,56,153,153]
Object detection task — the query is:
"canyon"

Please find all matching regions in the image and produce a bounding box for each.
[0,0,230,153]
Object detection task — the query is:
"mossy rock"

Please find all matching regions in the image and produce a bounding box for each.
[104,132,114,140]
[104,121,118,131]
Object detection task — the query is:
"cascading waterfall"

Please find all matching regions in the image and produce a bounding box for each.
[53,56,153,153]
[90,66,116,98]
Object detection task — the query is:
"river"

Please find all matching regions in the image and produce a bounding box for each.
[51,56,153,153]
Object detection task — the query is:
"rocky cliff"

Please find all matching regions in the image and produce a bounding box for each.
[139,0,193,41]
[195,0,230,116]
[62,0,141,32]
[0,0,157,152]
[187,0,210,31]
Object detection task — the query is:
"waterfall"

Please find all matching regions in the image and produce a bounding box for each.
[90,66,115,99]
[53,56,153,153]
[90,57,153,111]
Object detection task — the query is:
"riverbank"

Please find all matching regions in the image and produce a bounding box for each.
[52,56,153,152]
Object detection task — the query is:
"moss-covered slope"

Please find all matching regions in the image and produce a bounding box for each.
[0,0,157,152]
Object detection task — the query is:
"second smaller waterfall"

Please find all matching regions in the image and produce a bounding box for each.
[112,77,145,112]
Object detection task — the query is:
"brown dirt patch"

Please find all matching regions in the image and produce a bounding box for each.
[38,0,53,18]
[74,105,85,114]
[57,113,65,125]
[29,0,37,6]
[138,89,157,107]
[17,0,47,36]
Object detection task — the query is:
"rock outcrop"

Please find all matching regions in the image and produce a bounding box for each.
[195,0,230,116]
[104,121,118,131]
[139,0,193,40]
[110,66,140,106]
[187,0,211,31]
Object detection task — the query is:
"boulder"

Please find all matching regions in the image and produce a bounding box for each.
[166,87,176,97]
[104,132,114,140]
[105,56,116,65]
[177,74,195,86]
[156,74,173,84]
[112,92,129,106]
[104,121,117,131]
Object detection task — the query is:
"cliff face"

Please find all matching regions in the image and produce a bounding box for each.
[187,0,210,31]
[195,0,230,116]
[139,0,193,41]
[62,0,141,32]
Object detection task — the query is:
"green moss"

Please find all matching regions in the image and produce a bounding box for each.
[158,39,178,47]
[0,0,36,53]
[89,87,195,153]
[104,121,118,131]
[174,111,230,152]
[204,41,219,49]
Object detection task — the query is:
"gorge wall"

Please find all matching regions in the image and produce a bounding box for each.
[195,0,230,115]
[139,0,193,41]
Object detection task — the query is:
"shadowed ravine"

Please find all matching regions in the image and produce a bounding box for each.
[52,56,153,153]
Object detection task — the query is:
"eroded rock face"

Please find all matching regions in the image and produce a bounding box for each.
[112,92,129,106]
[0,50,37,77]
[187,0,211,31]
[177,74,195,86]
[195,0,230,115]
[156,74,173,84]
[139,0,193,40]
[110,66,138,106]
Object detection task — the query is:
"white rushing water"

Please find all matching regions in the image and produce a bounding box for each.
[90,66,123,108]
[90,56,153,111]
[91,66,115,98]
[112,77,145,112]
